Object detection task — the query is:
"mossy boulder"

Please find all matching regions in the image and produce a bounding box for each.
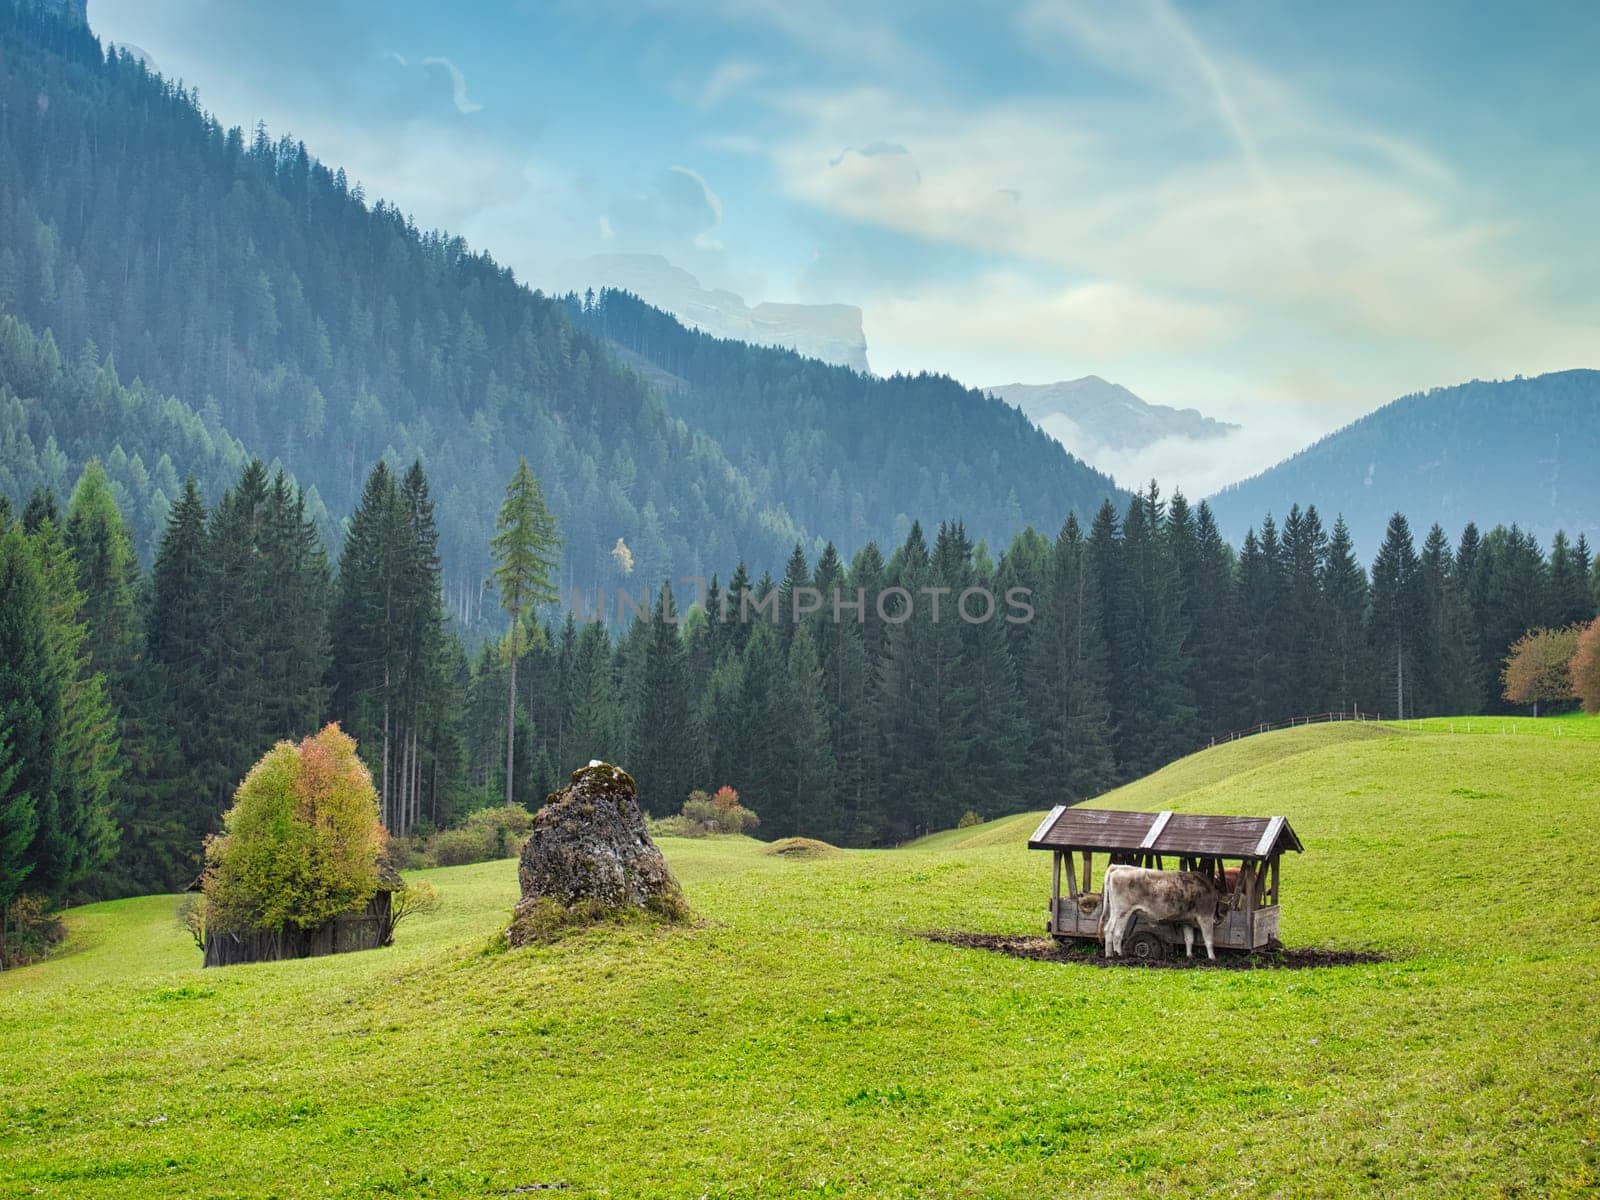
[507,761,687,945]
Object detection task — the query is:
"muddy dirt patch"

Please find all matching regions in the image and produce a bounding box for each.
[922,930,1388,970]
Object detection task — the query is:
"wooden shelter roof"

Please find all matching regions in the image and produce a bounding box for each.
[1027,807,1303,860]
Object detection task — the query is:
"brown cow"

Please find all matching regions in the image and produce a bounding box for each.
[1101,865,1228,960]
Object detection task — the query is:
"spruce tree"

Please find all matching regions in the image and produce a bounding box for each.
[1280,504,1330,713]
[849,541,888,667]
[1110,485,1194,776]
[201,461,271,816]
[331,462,403,820]
[632,582,693,816]
[736,621,785,824]
[777,543,811,647]
[66,461,183,894]
[393,462,446,832]
[464,642,508,795]
[1477,526,1549,710]
[257,472,330,742]
[1417,523,1478,714]
[565,620,619,771]
[721,561,753,659]
[774,622,838,838]
[64,462,139,693]
[921,521,978,829]
[1233,528,1276,726]
[701,650,748,797]
[0,528,50,911]
[24,514,119,901]
[815,589,877,843]
[1321,516,1372,713]
[418,632,471,830]
[145,478,213,853]
[21,488,58,534]
[1026,514,1115,804]
[874,522,944,837]
[1549,531,1596,626]
[1183,502,1238,737]
[962,552,1030,816]
[995,525,1051,675]
[1370,513,1423,719]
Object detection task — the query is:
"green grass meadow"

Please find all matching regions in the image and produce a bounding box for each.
[3,717,1598,1197]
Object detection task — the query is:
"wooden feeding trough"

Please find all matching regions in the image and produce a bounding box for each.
[1028,807,1303,960]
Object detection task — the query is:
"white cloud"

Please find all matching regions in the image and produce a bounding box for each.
[752,22,1598,413]
[668,164,724,250]
[422,56,482,115]
[867,273,1234,363]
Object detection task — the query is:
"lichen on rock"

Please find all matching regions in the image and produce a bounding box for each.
[507,760,687,945]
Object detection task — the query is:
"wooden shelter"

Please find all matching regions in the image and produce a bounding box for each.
[1028,807,1303,959]
[194,863,403,968]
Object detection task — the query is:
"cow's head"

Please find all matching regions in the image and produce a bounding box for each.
[1209,877,1233,920]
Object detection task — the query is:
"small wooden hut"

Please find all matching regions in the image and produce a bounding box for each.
[194,863,404,968]
[1028,807,1303,959]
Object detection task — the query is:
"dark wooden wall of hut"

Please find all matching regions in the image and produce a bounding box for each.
[203,892,393,968]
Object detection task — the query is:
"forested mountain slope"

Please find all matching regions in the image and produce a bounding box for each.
[0,3,806,617]
[570,289,1122,554]
[0,312,317,559]
[1206,371,1600,556]
[0,4,1121,615]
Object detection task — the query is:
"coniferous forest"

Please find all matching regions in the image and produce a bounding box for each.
[1,4,1598,921]
[3,450,1596,912]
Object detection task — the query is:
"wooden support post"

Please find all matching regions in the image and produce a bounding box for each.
[1270,855,1280,906]
[1245,862,1257,944]
[1083,851,1093,894]
[1065,849,1078,898]
[1051,851,1062,931]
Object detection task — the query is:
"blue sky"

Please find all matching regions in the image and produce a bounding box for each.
[94,1,1600,487]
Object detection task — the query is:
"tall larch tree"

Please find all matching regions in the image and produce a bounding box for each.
[490,457,560,806]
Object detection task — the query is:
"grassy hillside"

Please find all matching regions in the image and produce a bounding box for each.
[3,718,1598,1197]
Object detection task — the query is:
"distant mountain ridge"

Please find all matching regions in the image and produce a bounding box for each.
[549,253,872,373]
[987,376,1237,455]
[570,288,1123,555]
[1205,370,1600,554]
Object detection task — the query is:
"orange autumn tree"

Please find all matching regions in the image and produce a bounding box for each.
[1501,627,1580,717]
[1571,618,1600,715]
[202,723,387,934]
